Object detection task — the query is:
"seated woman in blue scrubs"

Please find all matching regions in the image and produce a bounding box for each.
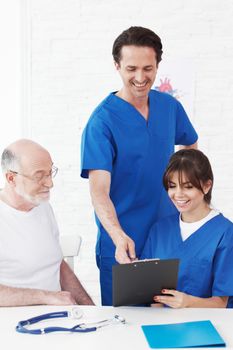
[141,149,233,308]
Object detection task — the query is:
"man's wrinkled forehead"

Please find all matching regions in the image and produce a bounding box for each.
[19,151,53,174]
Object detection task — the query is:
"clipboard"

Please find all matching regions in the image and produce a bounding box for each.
[112,258,179,306]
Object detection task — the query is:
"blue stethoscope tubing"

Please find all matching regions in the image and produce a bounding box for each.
[16,310,125,334]
[16,311,97,334]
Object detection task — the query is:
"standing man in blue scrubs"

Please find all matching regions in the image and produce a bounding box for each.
[81,26,198,305]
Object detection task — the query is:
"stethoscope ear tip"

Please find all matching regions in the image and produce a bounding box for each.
[114,315,126,324]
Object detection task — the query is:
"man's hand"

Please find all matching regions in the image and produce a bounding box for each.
[45,290,77,305]
[0,284,77,307]
[114,235,136,264]
[153,289,190,308]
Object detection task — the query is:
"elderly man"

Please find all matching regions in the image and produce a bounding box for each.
[0,139,94,306]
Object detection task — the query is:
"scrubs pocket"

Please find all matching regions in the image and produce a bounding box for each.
[185,260,212,297]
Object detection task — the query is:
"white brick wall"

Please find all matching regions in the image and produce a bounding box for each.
[23,0,233,304]
[0,1,21,172]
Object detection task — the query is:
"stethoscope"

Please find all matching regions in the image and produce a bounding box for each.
[16,307,126,334]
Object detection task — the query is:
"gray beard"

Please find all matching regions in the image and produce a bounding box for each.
[15,187,49,206]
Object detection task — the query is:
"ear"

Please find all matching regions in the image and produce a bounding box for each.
[114,61,120,71]
[203,180,212,195]
[5,172,16,186]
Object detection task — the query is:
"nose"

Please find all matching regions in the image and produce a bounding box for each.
[135,70,145,83]
[43,175,53,188]
[174,186,184,197]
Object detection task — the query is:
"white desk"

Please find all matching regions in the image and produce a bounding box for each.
[1,305,233,349]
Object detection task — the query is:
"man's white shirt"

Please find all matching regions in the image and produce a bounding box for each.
[0,200,63,291]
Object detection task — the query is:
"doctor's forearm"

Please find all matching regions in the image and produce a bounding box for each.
[91,191,128,244]
[89,170,135,262]
[179,141,198,150]
[187,295,228,308]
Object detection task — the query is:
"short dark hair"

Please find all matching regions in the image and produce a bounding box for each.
[163,149,214,204]
[112,26,163,65]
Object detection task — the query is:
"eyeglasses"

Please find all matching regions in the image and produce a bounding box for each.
[9,166,58,184]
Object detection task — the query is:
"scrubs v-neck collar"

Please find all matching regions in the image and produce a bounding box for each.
[108,91,154,126]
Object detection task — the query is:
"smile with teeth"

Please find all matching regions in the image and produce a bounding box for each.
[175,200,190,206]
[132,81,148,88]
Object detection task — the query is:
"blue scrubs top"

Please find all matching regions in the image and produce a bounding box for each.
[141,213,233,308]
[81,90,198,257]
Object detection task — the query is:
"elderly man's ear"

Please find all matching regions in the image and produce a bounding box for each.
[6,171,16,185]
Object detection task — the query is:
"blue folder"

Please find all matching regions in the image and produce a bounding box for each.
[141,320,226,348]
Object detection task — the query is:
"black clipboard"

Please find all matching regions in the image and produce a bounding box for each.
[112,258,179,307]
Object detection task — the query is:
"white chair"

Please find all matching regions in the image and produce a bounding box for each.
[59,234,82,271]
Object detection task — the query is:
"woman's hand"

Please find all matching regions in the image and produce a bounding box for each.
[153,289,191,308]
